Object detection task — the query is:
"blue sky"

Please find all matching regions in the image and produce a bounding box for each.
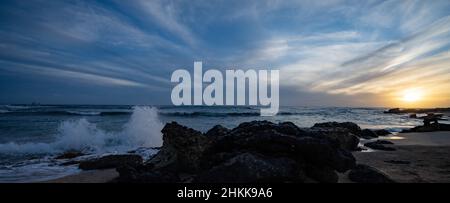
[1,0,450,107]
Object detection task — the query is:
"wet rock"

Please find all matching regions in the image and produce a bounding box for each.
[127,147,161,154]
[355,146,368,151]
[384,107,450,114]
[310,122,361,151]
[117,121,357,183]
[229,121,310,137]
[208,126,356,172]
[313,131,360,152]
[304,165,339,183]
[55,150,84,159]
[312,122,362,136]
[147,122,212,172]
[193,153,305,183]
[384,108,402,114]
[217,121,357,173]
[348,164,395,183]
[403,123,450,133]
[79,154,143,170]
[360,129,378,139]
[364,140,395,151]
[205,125,229,137]
[441,124,450,131]
[204,121,354,174]
[274,122,309,137]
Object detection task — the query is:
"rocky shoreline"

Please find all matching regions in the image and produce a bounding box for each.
[384,107,450,133]
[55,120,404,183]
[384,107,450,114]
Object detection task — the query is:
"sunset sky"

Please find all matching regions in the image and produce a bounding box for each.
[1,0,449,107]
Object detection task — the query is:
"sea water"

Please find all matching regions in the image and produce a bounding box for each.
[0,105,428,182]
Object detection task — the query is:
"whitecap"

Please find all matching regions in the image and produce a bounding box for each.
[0,106,163,154]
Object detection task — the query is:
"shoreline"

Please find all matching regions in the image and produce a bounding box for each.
[37,124,450,183]
[353,131,450,183]
[354,145,450,183]
[40,169,119,183]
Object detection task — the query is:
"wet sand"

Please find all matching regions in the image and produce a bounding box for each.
[388,131,450,146]
[42,131,450,183]
[353,131,450,183]
[41,169,119,183]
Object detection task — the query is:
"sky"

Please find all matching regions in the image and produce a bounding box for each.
[1,0,450,107]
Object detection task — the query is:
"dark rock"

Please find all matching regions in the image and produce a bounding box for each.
[314,131,360,151]
[275,122,309,137]
[304,165,339,183]
[230,121,310,137]
[211,121,357,173]
[374,129,392,136]
[209,127,356,172]
[310,122,361,151]
[360,129,378,139]
[441,124,450,131]
[348,164,395,183]
[384,108,401,114]
[404,123,450,133]
[384,107,450,114]
[79,154,143,170]
[147,122,212,172]
[127,147,161,154]
[55,150,84,159]
[355,146,368,151]
[205,125,229,137]
[364,140,395,151]
[117,120,357,183]
[193,153,307,183]
[312,122,362,136]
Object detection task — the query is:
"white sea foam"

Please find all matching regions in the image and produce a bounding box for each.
[0,106,163,154]
[66,111,101,116]
[5,105,31,109]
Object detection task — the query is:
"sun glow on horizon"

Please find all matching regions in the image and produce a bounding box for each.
[402,88,424,103]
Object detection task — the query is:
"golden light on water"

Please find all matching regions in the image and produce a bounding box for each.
[387,136,405,140]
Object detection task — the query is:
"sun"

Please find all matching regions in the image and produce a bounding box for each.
[402,88,423,102]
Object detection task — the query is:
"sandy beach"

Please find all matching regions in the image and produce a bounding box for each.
[40,131,450,183]
[41,169,119,183]
[352,131,450,183]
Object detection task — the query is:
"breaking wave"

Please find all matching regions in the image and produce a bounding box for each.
[0,106,163,154]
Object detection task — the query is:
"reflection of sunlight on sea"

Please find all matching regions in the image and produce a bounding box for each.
[386,136,405,140]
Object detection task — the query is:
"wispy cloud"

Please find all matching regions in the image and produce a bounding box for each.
[0,59,168,90]
[0,0,449,106]
[307,16,450,94]
[130,0,199,47]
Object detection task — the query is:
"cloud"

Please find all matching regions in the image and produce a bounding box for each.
[131,0,198,47]
[309,16,450,94]
[1,0,449,106]
[0,59,167,90]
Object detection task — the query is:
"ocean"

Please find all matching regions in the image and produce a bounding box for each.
[0,104,427,182]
